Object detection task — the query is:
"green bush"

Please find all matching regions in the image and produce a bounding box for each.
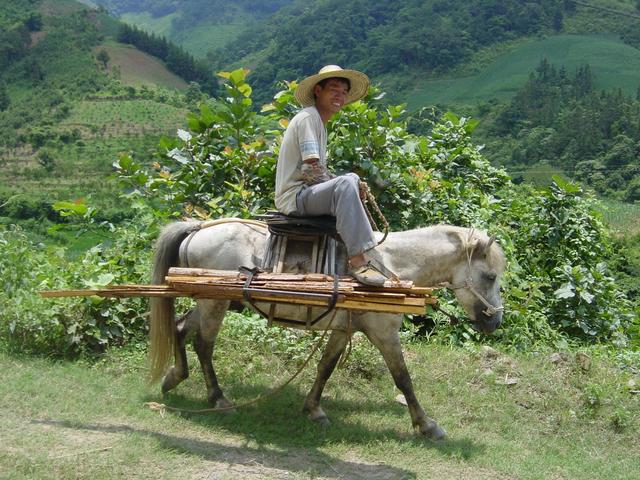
[0,209,157,355]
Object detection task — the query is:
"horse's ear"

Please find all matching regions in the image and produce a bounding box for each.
[475,235,496,258]
[486,235,496,251]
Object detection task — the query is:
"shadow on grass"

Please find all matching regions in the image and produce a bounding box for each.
[147,382,485,457]
[32,382,486,479]
[33,418,416,480]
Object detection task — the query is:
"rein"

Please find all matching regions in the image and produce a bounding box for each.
[361,182,389,246]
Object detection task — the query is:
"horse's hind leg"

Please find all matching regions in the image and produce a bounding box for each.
[303,329,349,426]
[363,320,446,440]
[162,308,198,393]
[193,300,233,409]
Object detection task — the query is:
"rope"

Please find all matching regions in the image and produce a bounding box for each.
[360,182,389,246]
[337,311,354,369]
[144,309,339,415]
[434,234,504,323]
[197,217,268,231]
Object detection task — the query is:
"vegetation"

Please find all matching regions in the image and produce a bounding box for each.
[0,0,199,236]
[210,0,640,104]
[482,58,640,201]
[3,69,634,356]
[116,23,217,95]
[0,3,638,475]
[396,34,640,109]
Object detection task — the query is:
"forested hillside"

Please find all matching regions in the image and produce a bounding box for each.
[91,0,295,56]
[213,0,636,101]
[477,58,640,201]
[0,0,206,244]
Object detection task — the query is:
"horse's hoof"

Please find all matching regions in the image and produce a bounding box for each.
[311,414,331,428]
[307,409,331,428]
[161,368,185,394]
[213,396,236,413]
[419,421,447,440]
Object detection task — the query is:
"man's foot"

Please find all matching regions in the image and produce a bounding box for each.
[348,261,387,286]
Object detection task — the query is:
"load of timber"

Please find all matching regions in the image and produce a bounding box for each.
[40,267,437,315]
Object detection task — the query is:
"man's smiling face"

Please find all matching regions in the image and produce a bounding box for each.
[313,78,350,119]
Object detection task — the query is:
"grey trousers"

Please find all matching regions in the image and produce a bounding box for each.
[294,173,377,257]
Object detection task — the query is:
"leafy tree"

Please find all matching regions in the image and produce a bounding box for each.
[37,149,56,172]
[96,49,110,69]
[486,59,640,199]
[24,12,43,32]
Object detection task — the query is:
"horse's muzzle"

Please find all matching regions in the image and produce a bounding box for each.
[471,308,502,334]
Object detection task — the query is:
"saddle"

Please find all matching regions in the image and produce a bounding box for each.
[260,211,337,237]
[246,212,343,327]
[258,211,342,276]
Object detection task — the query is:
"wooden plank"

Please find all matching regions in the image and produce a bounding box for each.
[40,265,439,316]
[40,285,183,298]
[168,267,334,282]
[167,268,419,290]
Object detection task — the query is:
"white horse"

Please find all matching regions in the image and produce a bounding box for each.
[149,220,506,440]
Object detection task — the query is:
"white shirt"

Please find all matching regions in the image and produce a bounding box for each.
[274,106,329,214]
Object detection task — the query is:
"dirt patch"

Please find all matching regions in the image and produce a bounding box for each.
[95,44,189,90]
[30,31,46,48]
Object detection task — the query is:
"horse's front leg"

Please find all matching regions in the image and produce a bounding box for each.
[363,318,446,440]
[193,300,234,409]
[162,309,197,393]
[303,329,349,426]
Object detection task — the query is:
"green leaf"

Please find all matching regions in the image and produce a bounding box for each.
[118,155,133,170]
[443,111,459,124]
[554,283,575,299]
[464,118,480,134]
[238,83,252,98]
[579,290,595,303]
[229,68,248,85]
[52,201,88,216]
[552,175,581,193]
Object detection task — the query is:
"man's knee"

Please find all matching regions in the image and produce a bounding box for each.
[335,173,360,192]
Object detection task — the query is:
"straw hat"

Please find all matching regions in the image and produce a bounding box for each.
[295,65,370,107]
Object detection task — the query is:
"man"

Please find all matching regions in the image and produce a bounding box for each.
[274,65,387,286]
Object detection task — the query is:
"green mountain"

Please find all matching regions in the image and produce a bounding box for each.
[91,0,295,57]
[107,1,640,107]
[3,0,640,232]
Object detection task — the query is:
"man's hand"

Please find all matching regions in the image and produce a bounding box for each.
[301,158,331,185]
[359,181,369,201]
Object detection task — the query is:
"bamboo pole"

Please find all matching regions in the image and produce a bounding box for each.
[40,268,438,315]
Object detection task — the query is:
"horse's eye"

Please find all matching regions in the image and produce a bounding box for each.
[484,271,497,281]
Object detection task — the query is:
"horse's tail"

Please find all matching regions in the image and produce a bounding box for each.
[149,220,200,383]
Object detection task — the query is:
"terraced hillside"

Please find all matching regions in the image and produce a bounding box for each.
[398,34,640,109]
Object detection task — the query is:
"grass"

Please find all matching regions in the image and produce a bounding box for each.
[397,34,640,110]
[62,98,187,132]
[119,12,247,58]
[95,44,189,90]
[171,23,246,58]
[600,199,640,235]
[1,318,638,480]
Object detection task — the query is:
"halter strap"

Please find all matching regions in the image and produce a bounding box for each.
[438,240,503,318]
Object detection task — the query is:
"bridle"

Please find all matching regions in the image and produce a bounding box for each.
[436,237,504,323]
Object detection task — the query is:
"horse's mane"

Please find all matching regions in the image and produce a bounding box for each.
[428,224,507,272]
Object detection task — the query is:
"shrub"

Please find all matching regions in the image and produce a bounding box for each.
[0,207,158,355]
